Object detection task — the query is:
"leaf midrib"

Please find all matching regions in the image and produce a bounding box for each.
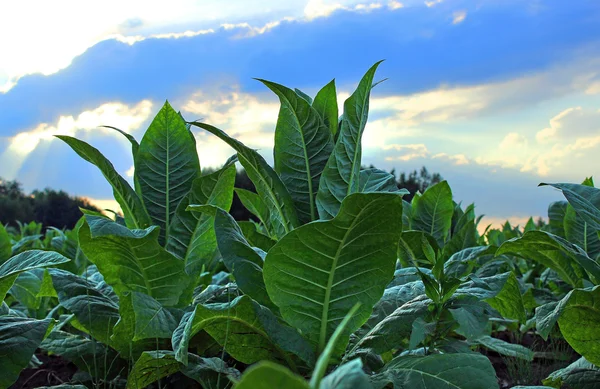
[319,203,371,352]
[279,90,316,221]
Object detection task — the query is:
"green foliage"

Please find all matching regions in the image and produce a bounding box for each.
[5,62,600,389]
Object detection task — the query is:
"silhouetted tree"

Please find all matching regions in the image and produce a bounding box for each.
[395,166,443,201]
[0,178,100,230]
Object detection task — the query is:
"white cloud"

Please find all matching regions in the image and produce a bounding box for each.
[586,81,600,95]
[304,0,384,20]
[383,143,429,161]
[452,10,467,25]
[424,0,443,7]
[388,1,404,10]
[0,100,152,179]
[499,132,528,149]
[182,87,279,167]
[0,1,392,92]
[432,153,470,165]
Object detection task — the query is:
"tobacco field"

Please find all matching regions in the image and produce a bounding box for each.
[1,62,599,389]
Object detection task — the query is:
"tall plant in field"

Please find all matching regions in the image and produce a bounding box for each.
[2,61,570,389]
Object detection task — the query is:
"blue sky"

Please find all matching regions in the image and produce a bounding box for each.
[1,0,600,227]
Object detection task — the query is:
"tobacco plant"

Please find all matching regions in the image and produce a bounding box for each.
[1,61,599,389]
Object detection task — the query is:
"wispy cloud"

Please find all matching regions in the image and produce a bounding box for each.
[452,10,467,25]
[0,100,152,179]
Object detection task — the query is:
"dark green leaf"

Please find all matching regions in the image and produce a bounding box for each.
[135,101,201,244]
[316,61,383,219]
[189,122,298,238]
[260,79,334,223]
[264,192,403,353]
[55,135,151,229]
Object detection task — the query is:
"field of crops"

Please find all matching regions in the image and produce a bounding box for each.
[1,62,599,389]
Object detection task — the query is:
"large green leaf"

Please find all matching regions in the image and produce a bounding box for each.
[313,79,339,137]
[79,215,192,307]
[0,316,53,389]
[455,272,525,322]
[187,205,274,310]
[371,353,499,389]
[497,231,596,286]
[166,161,236,275]
[557,286,600,366]
[320,359,372,389]
[238,221,277,252]
[541,183,600,230]
[172,295,314,366]
[547,201,568,238]
[48,268,119,345]
[126,351,182,389]
[260,79,334,224]
[564,204,600,259]
[264,192,403,353]
[347,296,428,361]
[235,188,271,231]
[235,361,309,389]
[412,181,454,244]
[474,335,534,361]
[9,269,45,310]
[0,250,70,303]
[118,291,181,341]
[189,122,299,238]
[316,61,383,219]
[543,357,600,389]
[359,168,408,194]
[135,101,201,244]
[55,135,151,229]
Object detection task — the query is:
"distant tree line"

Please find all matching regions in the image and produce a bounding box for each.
[0,166,442,229]
[0,178,101,230]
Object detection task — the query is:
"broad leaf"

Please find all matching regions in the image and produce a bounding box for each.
[547,201,568,238]
[172,295,314,366]
[313,79,339,137]
[557,286,600,365]
[238,221,277,251]
[126,351,178,389]
[167,161,236,274]
[564,204,600,259]
[321,359,372,389]
[541,183,600,230]
[371,353,499,389]
[48,268,119,345]
[235,361,309,389]
[474,335,534,361]
[359,168,408,194]
[0,316,53,389]
[316,61,383,219]
[497,231,590,287]
[412,181,454,244]
[347,295,430,357]
[79,215,192,307]
[55,135,151,229]
[187,205,274,309]
[119,291,181,341]
[189,122,299,238]
[135,101,201,244]
[235,188,271,231]
[264,192,403,353]
[543,357,600,389]
[0,250,70,303]
[260,79,334,223]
